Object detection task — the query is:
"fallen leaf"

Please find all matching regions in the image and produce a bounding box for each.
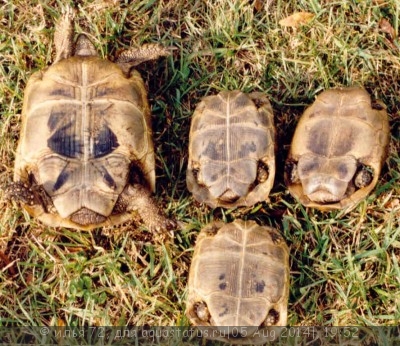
[0,251,17,276]
[254,0,274,12]
[379,18,396,39]
[384,198,399,210]
[57,319,66,327]
[279,12,315,28]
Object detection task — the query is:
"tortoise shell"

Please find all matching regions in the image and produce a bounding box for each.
[187,90,275,208]
[9,10,171,231]
[285,87,390,211]
[14,57,153,229]
[186,219,289,336]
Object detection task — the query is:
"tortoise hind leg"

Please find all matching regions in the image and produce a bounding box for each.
[354,165,373,188]
[117,184,175,232]
[5,181,36,206]
[5,179,55,215]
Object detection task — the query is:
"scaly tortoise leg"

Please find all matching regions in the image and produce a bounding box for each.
[5,180,56,214]
[54,6,75,63]
[5,181,37,206]
[118,184,176,233]
[115,44,174,75]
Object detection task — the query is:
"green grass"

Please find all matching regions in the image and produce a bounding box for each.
[0,0,399,333]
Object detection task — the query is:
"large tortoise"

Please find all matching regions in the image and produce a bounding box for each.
[6,10,173,231]
[187,90,275,208]
[285,87,389,211]
[186,220,289,342]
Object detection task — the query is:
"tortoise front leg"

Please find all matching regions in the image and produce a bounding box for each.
[54,7,75,63]
[118,184,175,233]
[115,44,173,76]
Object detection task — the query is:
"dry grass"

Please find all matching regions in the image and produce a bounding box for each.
[0,0,399,334]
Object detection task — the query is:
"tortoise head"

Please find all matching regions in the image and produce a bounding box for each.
[74,34,98,57]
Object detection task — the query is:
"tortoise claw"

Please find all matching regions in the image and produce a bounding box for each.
[146,215,177,234]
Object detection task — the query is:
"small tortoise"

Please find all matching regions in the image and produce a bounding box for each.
[7,10,173,231]
[187,90,275,208]
[186,219,289,339]
[285,87,389,211]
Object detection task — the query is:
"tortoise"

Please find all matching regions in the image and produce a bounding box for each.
[285,87,390,211]
[187,90,275,208]
[186,219,289,341]
[6,9,174,231]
